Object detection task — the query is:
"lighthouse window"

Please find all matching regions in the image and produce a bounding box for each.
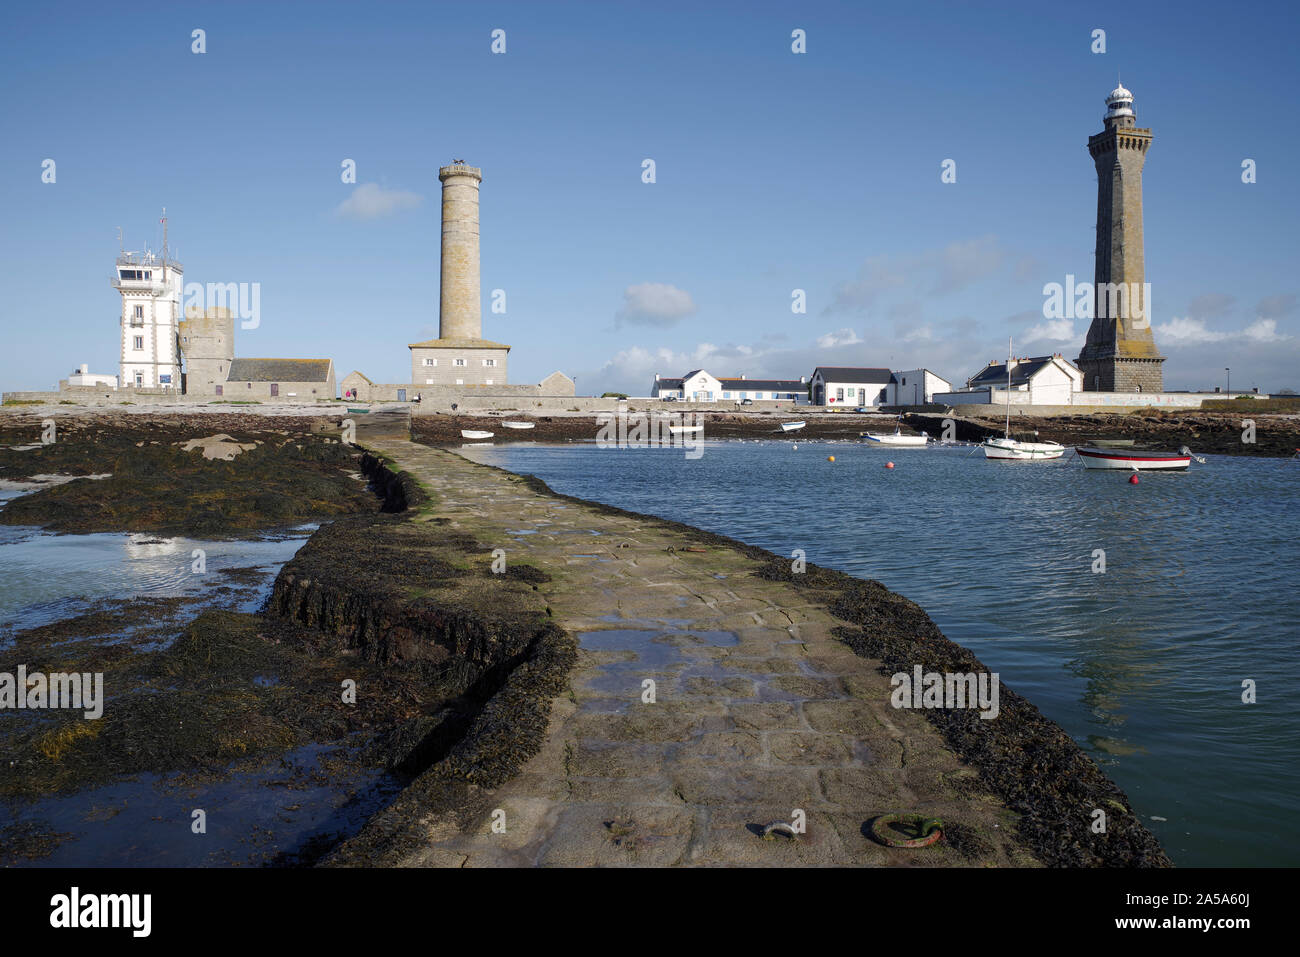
[454,358,466,367]
[133,336,143,350]
[483,358,495,367]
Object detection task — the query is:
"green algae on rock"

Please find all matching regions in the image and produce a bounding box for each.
[0,419,374,537]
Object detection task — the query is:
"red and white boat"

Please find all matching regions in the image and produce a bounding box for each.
[1076,446,1193,470]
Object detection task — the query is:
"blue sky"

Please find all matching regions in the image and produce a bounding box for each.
[2,0,1297,394]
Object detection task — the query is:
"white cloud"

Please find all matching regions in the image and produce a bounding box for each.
[1022,318,1078,344]
[334,183,423,220]
[1243,319,1289,343]
[1156,315,1291,347]
[615,282,697,327]
[1156,316,1226,344]
[816,328,862,348]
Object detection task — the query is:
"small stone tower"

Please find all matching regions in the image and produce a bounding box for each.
[1077,83,1166,392]
[438,161,483,340]
[178,306,235,395]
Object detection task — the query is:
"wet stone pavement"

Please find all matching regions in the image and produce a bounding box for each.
[364,439,1034,866]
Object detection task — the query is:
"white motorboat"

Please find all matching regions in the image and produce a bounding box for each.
[981,337,1065,461]
[780,421,806,432]
[1077,446,1193,470]
[668,424,704,434]
[460,430,495,440]
[501,421,535,430]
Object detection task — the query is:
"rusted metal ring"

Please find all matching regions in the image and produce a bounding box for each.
[870,814,943,848]
[761,821,798,841]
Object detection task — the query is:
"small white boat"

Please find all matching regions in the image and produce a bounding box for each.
[668,424,704,434]
[982,436,1065,460]
[1077,446,1193,470]
[501,421,535,430]
[461,430,495,440]
[780,421,806,432]
[981,336,1065,461]
[862,421,928,447]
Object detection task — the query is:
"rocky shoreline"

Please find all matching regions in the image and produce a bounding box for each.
[0,413,1173,866]
[407,407,1300,456]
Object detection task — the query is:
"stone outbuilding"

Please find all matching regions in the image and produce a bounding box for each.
[222,358,336,400]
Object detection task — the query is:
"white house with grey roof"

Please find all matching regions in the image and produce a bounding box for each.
[809,367,893,407]
[652,371,808,402]
[935,353,1083,406]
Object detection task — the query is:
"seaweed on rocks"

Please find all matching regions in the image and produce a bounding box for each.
[0,433,580,869]
[0,419,374,537]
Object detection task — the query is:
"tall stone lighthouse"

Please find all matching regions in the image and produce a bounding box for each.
[1077,84,1166,392]
[408,160,511,387]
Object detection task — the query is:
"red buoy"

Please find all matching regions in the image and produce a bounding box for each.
[1128,474,1140,484]
[886,462,895,469]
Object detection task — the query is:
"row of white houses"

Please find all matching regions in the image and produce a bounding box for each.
[650,367,954,407]
[649,354,1091,408]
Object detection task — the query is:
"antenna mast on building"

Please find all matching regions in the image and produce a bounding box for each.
[160,208,168,283]
[116,227,124,254]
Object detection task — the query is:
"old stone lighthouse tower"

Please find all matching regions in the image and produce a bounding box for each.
[1077,83,1166,392]
[407,160,511,386]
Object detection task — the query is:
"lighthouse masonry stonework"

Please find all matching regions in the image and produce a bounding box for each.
[1077,84,1167,393]
[407,161,512,387]
[438,162,483,341]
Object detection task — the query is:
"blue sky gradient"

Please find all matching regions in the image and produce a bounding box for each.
[2,0,1297,394]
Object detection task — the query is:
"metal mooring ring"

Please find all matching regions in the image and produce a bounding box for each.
[869,813,944,848]
[761,821,799,841]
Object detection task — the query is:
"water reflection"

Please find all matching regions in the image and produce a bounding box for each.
[459,441,1300,866]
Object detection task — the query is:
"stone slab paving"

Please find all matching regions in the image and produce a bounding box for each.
[368,439,1035,867]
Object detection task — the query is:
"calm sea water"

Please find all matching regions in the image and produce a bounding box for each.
[458,439,1300,867]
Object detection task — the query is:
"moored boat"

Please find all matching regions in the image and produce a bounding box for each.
[668,424,704,434]
[780,421,806,432]
[1077,446,1192,470]
[862,429,928,447]
[461,430,494,440]
[501,421,535,430]
[982,436,1066,460]
[980,336,1065,461]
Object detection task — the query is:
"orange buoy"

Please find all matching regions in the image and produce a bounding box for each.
[1128,474,1140,484]
[827,455,835,462]
[886,461,895,469]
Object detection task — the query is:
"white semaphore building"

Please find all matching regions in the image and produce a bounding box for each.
[113,246,183,391]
